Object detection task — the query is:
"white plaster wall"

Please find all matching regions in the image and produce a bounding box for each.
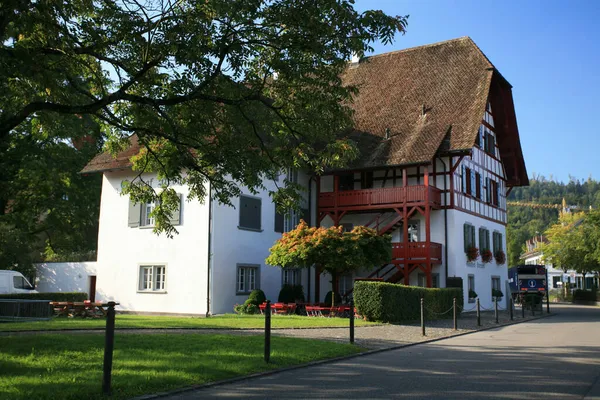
[35,262,97,295]
[210,174,304,314]
[446,209,508,310]
[96,171,209,315]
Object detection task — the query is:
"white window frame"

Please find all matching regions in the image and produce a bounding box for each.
[407,220,419,243]
[418,273,439,288]
[237,264,260,295]
[468,274,475,303]
[282,269,301,286]
[138,265,167,293]
[141,202,156,227]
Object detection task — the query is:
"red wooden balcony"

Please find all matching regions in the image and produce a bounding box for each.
[318,185,442,211]
[392,242,443,263]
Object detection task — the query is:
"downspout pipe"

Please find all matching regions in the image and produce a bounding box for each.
[206,184,213,317]
[439,157,449,286]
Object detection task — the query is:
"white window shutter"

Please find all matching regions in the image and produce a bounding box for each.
[169,194,182,226]
[128,198,141,228]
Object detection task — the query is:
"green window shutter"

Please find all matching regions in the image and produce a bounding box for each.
[479,228,484,251]
[239,195,262,230]
[464,224,469,252]
[274,209,284,233]
[128,198,141,228]
[471,226,476,249]
[461,165,467,193]
[169,194,182,226]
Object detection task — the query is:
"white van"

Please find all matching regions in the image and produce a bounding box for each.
[0,270,38,295]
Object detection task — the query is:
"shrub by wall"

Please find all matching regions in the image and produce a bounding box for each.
[573,289,597,302]
[0,292,88,302]
[354,281,463,323]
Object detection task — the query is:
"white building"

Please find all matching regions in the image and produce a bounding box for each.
[520,235,598,290]
[42,37,528,314]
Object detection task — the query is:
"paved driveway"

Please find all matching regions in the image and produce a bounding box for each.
[165,304,600,399]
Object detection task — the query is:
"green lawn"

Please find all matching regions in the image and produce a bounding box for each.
[0,333,362,400]
[0,314,375,332]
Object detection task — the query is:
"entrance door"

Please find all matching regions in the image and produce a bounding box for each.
[89,276,97,302]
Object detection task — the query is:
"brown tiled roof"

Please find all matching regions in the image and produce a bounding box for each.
[341,37,493,168]
[80,135,141,174]
[82,37,528,186]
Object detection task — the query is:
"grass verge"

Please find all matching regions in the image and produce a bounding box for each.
[0,314,375,332]
[0,333,362,400]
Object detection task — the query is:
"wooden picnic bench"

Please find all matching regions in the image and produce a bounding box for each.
[50,301,109,318]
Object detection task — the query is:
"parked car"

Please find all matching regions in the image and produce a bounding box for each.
[0,270,38,295]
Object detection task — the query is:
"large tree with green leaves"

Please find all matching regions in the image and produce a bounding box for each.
[541,211,600,290]
[1,0,408,237]
[266,221,392,305]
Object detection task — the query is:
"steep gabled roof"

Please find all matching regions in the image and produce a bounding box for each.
[340,36,527,186]
[80,135,141,174]
[82,37,528,186]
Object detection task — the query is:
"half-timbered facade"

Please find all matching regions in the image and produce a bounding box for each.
[51,37,528,315]
[313,37,528,309]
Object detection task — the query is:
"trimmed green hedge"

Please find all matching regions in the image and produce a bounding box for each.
[573,289,597,302]
[354,281,463,323]
[0,292,87,302]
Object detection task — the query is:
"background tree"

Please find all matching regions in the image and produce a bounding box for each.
[541,211,600,291]
[507,175,600,266]
[266,221,392,306]
[0,116,102,275]
[1,0,408,238]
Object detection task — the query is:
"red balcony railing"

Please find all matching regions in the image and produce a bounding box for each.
[318,185,441,210]
[391,242,442,263]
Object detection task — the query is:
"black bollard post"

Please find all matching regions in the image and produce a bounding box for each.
[102,301,117,396]
[349,299,355,344]
[264,300,271,363]
[546,292,550,314]
[420,297,425,336]
[509,297,514,321]
[453,297,457,331]
[521,295,525,318]
[476,298,481,327]
[494,297,499,324]
[531,296,535,317]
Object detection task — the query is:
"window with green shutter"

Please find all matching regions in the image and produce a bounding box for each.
[464,224,475,251]
[239,195,262,231]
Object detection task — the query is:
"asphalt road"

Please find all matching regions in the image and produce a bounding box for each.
[166,304,600,399]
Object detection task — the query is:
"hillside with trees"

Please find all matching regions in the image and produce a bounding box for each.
[507,175,600,266]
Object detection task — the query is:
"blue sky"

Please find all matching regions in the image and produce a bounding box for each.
[355,0,600,183]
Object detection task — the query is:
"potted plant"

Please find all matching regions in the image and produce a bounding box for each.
[466,247,479,263]
[468,290,478,301]
[481,249,493,263]
[492,289,503,299]
[494,250,506,265]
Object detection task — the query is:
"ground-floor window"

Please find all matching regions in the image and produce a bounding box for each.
[138,265,166,292]
[283,269,301,286]
[338,274,354,296]
[491,276,501,300]
[237,264,260,294]
[468,274,475,302]
[418,273,439,288]
[552,276,561,288]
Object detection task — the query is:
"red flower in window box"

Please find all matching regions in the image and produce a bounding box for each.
[494,250,506,265]
[481,249,493,263]
[466,247,479,262]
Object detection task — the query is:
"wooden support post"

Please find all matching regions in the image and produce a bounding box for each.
[264,301,271,363]
[102,301,117,396]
